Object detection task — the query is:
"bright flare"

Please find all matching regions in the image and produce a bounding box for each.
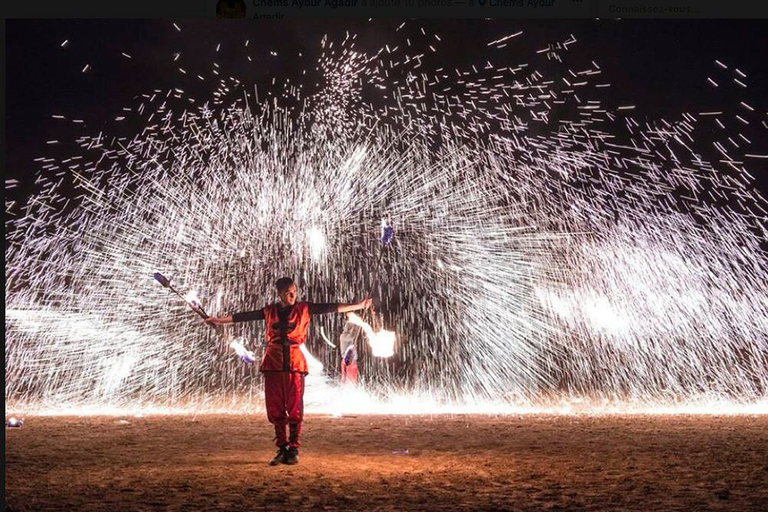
[307,226,326,260]
[229,339,256,364]
[347,313,396,358]
[184,290,202,309]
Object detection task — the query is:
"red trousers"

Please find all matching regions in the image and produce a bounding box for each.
[264,371,305,448]
[341,360,359,385]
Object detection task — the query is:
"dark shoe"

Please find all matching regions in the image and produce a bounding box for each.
[269,444,288,466]
[283,447,299,465]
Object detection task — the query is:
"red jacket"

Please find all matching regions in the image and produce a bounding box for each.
[260,302,311,373]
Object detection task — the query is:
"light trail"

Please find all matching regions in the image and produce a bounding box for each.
[346,313,396,358]
[229,339,256,364]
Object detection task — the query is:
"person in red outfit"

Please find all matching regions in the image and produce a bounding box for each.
[206,277,371,465]
[339,321,360,385]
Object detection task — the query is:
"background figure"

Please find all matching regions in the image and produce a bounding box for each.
[340,321,360,385]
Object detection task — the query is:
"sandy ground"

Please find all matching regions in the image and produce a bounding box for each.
[5,413,768,511]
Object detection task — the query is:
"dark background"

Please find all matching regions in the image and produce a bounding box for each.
[6,19,768,203]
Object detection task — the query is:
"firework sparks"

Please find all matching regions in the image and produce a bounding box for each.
[4,21,767,414]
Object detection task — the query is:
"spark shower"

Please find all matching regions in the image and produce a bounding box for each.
[5,20,767,413]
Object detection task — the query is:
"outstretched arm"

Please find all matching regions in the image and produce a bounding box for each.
[307,299,373,316]
[205,315,233,326]
[204,309,265,326]
[337,298,373,314]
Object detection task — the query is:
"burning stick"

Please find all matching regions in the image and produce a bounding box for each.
[152,272,212,326]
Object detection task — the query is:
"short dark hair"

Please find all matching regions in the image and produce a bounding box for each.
[275,277,295,293]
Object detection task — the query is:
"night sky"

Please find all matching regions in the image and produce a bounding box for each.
[6,19,768,200]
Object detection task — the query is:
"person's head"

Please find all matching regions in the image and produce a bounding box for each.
[275,277,298,306]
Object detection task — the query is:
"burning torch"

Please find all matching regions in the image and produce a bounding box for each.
[152,272,213,327]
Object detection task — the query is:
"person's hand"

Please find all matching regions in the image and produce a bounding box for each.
[360,298,373,310]
[204,316,220,326]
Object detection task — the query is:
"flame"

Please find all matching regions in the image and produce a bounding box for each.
[346,312,396,358]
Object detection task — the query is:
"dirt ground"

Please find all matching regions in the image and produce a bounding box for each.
[5,413,768,511]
